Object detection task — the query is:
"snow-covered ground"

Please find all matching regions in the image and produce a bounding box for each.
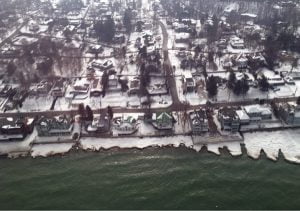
[80,136,193,150]
[0,128,37,157]
[20,95,54,112]
[2,128,300,164]
[244,130,300,163]
[31,143,75,158]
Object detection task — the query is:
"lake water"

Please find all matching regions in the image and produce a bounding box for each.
[0,147,299,210]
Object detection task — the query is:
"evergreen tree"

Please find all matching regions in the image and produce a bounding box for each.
[78,103,86,119]
[206,75,218,97]
[297,96,300,105]
[264,35,279,70]
[86,105,93,121]
[107,106,113,119]
[101,70,109,97]
[233,78,249,95]
[123,8,132,33]
[94,18,116,43]
[259,75,269,91]
[227,71,236,90]
[136,21,143,32]
[7,61,17,76]
[202,61,207,80]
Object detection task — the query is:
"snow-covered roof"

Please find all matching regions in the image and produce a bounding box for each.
[244,105,272,115]
[244,105,260,114]
[236,110,250,121]
[241,13,257,18]
[175,33,190,40]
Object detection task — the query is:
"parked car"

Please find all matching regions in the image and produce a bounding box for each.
[270,86,280,92]
[88,45,103,54]
[284,76,295,85]
[91,60,114,70]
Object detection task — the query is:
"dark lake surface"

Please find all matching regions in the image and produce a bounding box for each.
[0,147,299,210]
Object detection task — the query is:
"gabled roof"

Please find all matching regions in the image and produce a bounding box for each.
[157,112,172,120]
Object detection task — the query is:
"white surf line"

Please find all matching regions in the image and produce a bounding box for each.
[206,142,242,156]
[31,143,75,158]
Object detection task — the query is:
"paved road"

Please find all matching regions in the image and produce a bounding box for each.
[0,95,298,118]
[0,19,29,49]
[159,20,182,108]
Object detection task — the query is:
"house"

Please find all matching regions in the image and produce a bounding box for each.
[51,80,66,97]
[230,37,245,49]
[240,13,257,22]
[218,107,240,132]
[113,116,138,136]
[152,112,174,130]
[128,77,140,95]
[189,109,209,134]
[0,84,13,97]
[90,78,103,97]
[29,80,53,96]
[174,23,190,33]
[175,33,190,43]
[12,89,28,106]
[276,102,300,125]
[236,110,250,125]
[143,21,153,30]
[235,54,248,69]
[183,71,195,92]
[147,77,168,95]
[28,21,40,32]
[113,34,125,44]
[87,113,110,134]
[287,72,300,80]
[70,78,90,95]
[243,105,272,122]
[12,36,38,47]
[36,80,53,95]
[0,117,35,141]
[107,74,121,92]
[217,39,227,50]
[0,46,21,58]
[265,75,285,86]
[36,115,74,136]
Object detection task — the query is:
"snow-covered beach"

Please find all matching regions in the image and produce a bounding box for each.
[0,129,300,164]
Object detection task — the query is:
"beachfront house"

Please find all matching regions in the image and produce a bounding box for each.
[0,117,35,141]
[36,115,74,137]
[152,112,174,130]
[86,113,110,134]
[217,107,240,132]
[243,105,272,122]
[112,116,139,136]
[189,109,209,134]
[276,102,300,125]
[236,110,250,125]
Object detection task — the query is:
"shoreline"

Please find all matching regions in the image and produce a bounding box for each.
[1,131,300,165]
